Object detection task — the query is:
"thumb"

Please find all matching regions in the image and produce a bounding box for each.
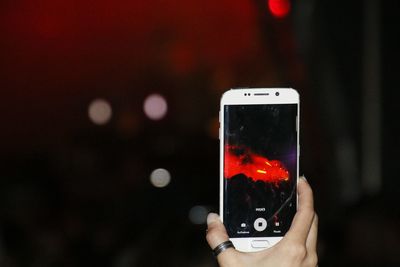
[206,213,237,264]
[206,213,230,249]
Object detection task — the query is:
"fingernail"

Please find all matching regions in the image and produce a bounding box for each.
[207,213,220,225]
[300,175,307,182]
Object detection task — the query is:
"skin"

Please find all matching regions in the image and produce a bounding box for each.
[206,177,318,267]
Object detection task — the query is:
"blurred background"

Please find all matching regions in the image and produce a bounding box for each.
[1,0,399,266]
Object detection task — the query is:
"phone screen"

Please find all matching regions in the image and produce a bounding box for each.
[223,104,298,238]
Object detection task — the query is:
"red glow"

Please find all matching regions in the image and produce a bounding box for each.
[268,0,291,18]
[224,145,289,184]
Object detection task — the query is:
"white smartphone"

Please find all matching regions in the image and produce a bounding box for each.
[219,88,299,252]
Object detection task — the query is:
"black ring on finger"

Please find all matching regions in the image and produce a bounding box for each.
[212,240,235,257]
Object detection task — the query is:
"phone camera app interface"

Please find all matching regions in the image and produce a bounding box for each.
[223,104,297,238]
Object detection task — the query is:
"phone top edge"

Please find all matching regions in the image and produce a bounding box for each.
[229,87,286,91]
[221,88,299,105]
[228,87,296,92]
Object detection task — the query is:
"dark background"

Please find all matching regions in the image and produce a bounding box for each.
[1,0,399,266]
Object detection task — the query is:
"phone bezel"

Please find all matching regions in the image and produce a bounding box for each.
[219,88,300,252]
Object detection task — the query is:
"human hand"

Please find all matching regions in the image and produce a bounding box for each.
[206,177,318,267]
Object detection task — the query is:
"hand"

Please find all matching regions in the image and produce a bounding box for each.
[206,177,318,267]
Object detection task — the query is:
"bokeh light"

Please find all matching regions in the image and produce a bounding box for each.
[150,168,171,188]
[143,94,168,120]
[88,98,113,125]
[188,205,208,225]
[268,0,291,18]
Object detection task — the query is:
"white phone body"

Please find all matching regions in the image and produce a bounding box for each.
[219,88,299,252]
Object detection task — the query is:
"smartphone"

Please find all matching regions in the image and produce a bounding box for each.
[219,88,299,252]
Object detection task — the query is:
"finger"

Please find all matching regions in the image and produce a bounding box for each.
[306,213,318,252]
[206,213,236,261]
[285,177,315,244]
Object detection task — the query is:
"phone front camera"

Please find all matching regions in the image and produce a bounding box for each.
[275,92,280,96]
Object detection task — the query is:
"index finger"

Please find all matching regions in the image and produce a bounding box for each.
[284,177,315,244]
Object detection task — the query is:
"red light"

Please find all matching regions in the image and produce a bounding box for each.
[224,145,289,185]
[268,0,291,18]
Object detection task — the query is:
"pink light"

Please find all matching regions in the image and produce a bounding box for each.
[143,94,168,120]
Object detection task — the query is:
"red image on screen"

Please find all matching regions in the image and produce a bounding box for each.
[224,145,289,185]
